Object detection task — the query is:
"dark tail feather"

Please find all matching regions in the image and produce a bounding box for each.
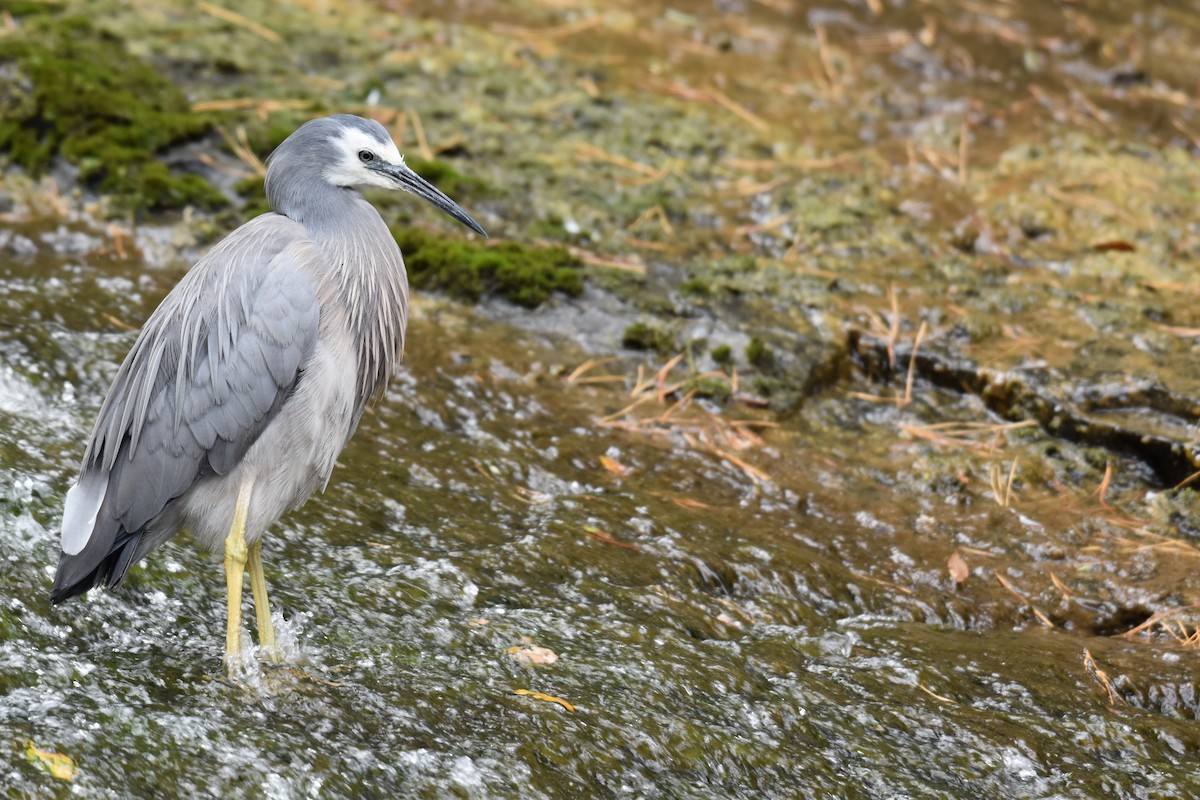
[50,529,141,604]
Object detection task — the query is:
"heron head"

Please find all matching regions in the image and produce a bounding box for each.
[311,114,487,237]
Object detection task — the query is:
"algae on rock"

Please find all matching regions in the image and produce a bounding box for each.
[0,16,223,212]
[393,227,583,308]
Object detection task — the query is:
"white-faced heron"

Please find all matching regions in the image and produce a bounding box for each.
[51,114,485,670]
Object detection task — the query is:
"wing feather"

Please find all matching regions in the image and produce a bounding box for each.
[52,214,322,602]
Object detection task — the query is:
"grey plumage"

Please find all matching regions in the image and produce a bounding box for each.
[52,114,485,605]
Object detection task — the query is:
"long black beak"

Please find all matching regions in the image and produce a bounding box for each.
[375,160,487,237]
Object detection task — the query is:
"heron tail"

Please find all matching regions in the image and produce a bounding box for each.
[50,469,138,603]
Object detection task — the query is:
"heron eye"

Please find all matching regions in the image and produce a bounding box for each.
[358,150,375,163]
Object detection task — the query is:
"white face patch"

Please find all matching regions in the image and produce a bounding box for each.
[323,126,405,189]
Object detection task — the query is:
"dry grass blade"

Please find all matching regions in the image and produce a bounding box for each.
[494,15,606,41]
[851,303,928,407]
[735,213,792,236]
[1119,604,1200,641]
[899,419,1036,452]
[407,108,434,161]
[583,525,642,552]
[101,313,137,331]
[563,357,623,386]
[1045,185,1137,225]
[1176,469,1200,490]
[715,596,757,625]
[217,126,267,177]
[197,2,281,43]
[814,25,842,99]
[706,442,771,483]
[1097,523,1200,559]
[1082,648,1123,706]
[989,459,1018,508]
[1170,116,1200,150]
[706,87,768,132]
[917,683,954,704]
[1091,462,1114,509]
[565,246,646,274]
[639,80,769,133]
[655,353,686,401]
[1156,324,1200,338]
[857,31,912,55]
[899,320,928,407]
[595,352,772,484]
[573,143,664,178]
[994,571,1053,627]
[598,394,658,425]
[628,205,676,237]
[671,496,712,510]
[882,285,901,367]
[849,569,915,596]
[191,98,312,114]
[627,238,685,256]
[1049,572,1076,603]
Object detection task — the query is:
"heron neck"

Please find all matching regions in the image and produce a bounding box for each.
[266,172,363,240]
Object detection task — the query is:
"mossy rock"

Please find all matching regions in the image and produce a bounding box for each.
[746,336,774,369]
[234,175,272,218]
[393,227,583,308]
[622,321,675,352]
[682,374,732,403]
[0,15,223,211]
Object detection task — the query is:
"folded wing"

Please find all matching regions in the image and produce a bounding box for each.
[52,215,321,602]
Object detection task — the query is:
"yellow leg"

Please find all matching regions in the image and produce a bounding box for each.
[247,540,279,662]
[223,476,255,671]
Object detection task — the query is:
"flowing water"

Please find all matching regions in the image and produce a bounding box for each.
[2,218,1198,798]
[4,0,1200,797]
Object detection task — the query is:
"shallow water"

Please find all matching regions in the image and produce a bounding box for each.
[5,0,1200,796]
[2,219,1199,799]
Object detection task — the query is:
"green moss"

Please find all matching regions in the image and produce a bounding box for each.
[528,215,571,241]
[393,227,583,308]
[681,277,712,296]
[0,15,222,211]
[136,163,227,212]
[682,375,732,403]
[234,175,271,218]
[622,321,674,352]
[746,336,774,369]
[710,344,733,366]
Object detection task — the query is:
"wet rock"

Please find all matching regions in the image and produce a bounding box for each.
[40,225,100,256]
[0,229,36,257]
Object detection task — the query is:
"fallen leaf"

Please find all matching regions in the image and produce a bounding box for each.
[671,496,712,510]
[508,638,559,666]
[1092,239,1136,252]
[583,525,642,552]
[599,455,630,476]
[514,689,576,712]
[25,742,75,781]
[733,392,771,408]
[947,552,970,584]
